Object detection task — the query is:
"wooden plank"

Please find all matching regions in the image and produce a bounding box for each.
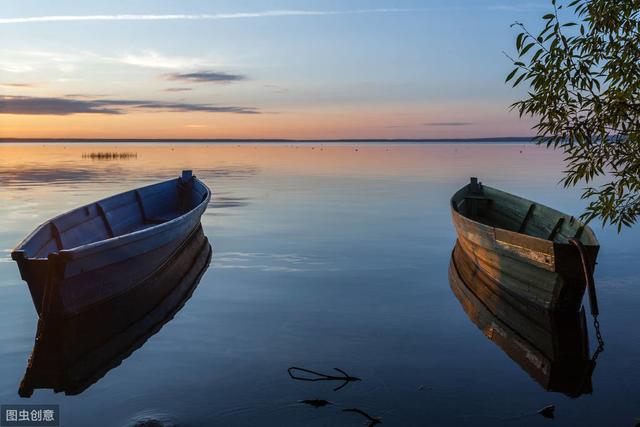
[482,186,584,241]
[50,222,63,250]
[547,217,565,241]
[456,234,559,310]
[518,203,536,233]
[134,189,148,222]
[95,202,114,238]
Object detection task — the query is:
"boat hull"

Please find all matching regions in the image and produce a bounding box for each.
[19,224,212,396]
[12,173,211,318]
[450,181,598,312]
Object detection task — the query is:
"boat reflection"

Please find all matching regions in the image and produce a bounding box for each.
[19,225,212,397]
[449,241,596,397]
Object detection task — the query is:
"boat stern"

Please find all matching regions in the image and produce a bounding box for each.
[11,251,49,314]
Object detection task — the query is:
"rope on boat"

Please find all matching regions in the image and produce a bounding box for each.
[568,238,604,361]
[568,238,599,316]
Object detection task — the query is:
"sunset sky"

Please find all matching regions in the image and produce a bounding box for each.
[0,0,550,139]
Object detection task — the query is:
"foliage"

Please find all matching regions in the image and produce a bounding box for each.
[507,0,640,231]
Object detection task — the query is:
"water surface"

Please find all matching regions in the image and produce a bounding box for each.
[0,143,638,426]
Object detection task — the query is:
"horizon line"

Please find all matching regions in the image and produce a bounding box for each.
[0,136,535,143]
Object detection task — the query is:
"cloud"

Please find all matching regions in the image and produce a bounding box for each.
[424,121,473,126]
[0,96,122,115]
[0,9,428,25]
[12,49,82,62]
[2,48,221,74]
[123,101,258,114]
[116,51,209,69]
[164,87,193,92]
[488,4,549,12]
[0,95,259,115]
[263,84,289,94]
[0,49,89,73]
[0,83,36,88]
[0,62,34,73]
[65,93,110,98]
[163,71,246,83]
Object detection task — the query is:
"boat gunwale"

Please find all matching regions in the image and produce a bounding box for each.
[11,175,211,261]
[450,183,599,249]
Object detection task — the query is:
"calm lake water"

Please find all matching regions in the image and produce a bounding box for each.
[0,143,638,426]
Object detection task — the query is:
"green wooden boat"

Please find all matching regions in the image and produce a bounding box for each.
[451,178,599,312]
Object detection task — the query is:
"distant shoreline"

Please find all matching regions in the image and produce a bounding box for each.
[0,137,535,144]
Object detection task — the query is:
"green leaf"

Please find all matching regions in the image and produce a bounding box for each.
[505,0,640,231]
[505,68,518,82]
[513,73,526,87]
[531,48,544,63]
[520,42,535,56]
[516,33,525,50]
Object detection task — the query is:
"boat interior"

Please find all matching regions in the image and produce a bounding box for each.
[452,178,598,245]
[16,175,209,259]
